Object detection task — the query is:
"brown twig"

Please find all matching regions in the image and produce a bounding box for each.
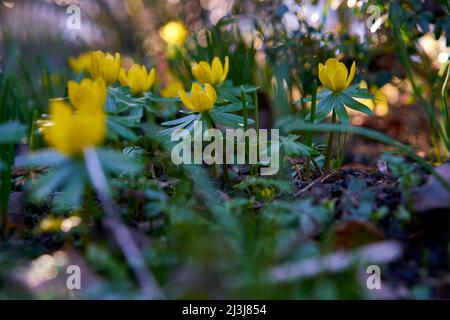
[294,172,335,197]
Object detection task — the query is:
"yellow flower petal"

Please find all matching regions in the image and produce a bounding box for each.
[179,83,216,112]
[325,58,340,70]
[318,63,333,90]
[346,61,356,87]
[103,55,119,85]
[194,62,213,84]
[191,64,200,80]
[46,98,106,157]
[50,100,72,125]
[90,51,121,86]
[119,68,129,87]
[68,77,106,111]
[120,64,155,95]
[191,57,228,86]
[179,90,195,110]
[161,80,184,98]
[192,82,203,92]
[221,56,229,83]
[359,80,368,89]
[128,65,146,95]
[204,84,217,104]
[68,52,92,74]
[211,57,223,85]
[331,66,348,92]
[146,68,156,90]
[114,53,121,76]
[192,90,211,112]
[318,58,355,93]
[91,51,105,78]
[67,81,82,108]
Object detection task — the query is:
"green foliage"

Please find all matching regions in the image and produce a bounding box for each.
[1,0,449,299]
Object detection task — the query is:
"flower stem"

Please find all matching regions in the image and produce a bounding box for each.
[0,145,12,239]
[324,109,336,172]
[0,80,14,240]
[84,148,164,299]
[222,144,229,182]
[338,131,348,174]
[254,90,260,169]
[306,80,318,180]
[205,114,223,180]
[212,162,219,178]
[391,7,444,162]
[241,86,249,164]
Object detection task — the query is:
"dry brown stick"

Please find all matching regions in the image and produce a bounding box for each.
[268,241,402,284]
[294,172,335,197]
[84,148,164,299]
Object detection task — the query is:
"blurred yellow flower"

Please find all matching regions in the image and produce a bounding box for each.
[44,100,106,157]
[179,83,217,112]
[40,216,63,233]
[357,80,374,109]
[68,52,92,74]
[192,56,229,86]
[356,81,389,117]
[318,58,356,93]
[91,51,121,85]
[161,80,184,98]
[159,21,188,46]
[68,77,106,111]
[260,187,274,199]
[373,87,389,116]
[119,64,156,96]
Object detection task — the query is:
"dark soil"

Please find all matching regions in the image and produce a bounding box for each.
[294,166,450,298]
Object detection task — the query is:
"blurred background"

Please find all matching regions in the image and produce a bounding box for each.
[0,0,449,299]
[1,0,449,160]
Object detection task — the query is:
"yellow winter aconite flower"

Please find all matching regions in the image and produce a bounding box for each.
[45,100,106,157]
[68,77,106,111]
[178,83,217,112]
[318,58,356,93]
[91,51,121,85]
[119,64,156,96]
[161,80,184,98]
[192,56,229,86]
[373,88,389,116]
[357,80,375,109]
[260,187,274,199]
[356,81,389,117]
[68,52,92,74]
[40,216,63,233]
[159,21,188,46]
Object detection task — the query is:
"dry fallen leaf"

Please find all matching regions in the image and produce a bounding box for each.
[411,163,450,212]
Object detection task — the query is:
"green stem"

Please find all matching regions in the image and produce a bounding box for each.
[441,64,450,154]
[212,163,219,178]
[391,7,444,161]
[84,148,164,299]
[324,110,337,172]
[28,109,39,151]
[340,131,348,170]
[81,187,94,250]
[0,150,11,239]
[222,144,229,182]
[288,122,450,192]
[205,114,222,180]
[337,131,341,171]
[306,80,318,179]
[0,81,14,240]
[241,86,249,164]
[254,90,260,166]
